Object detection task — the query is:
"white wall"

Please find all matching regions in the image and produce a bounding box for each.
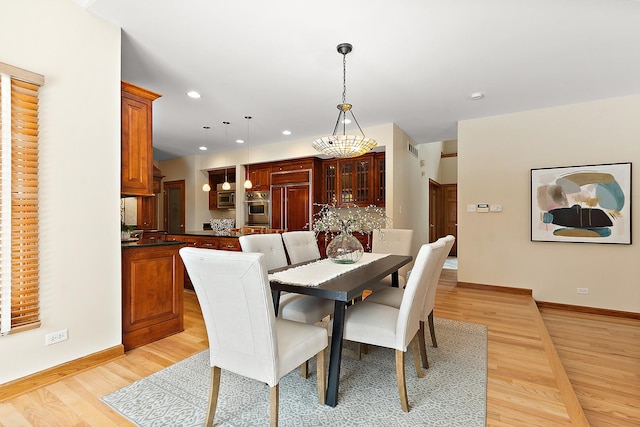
[0,0,122,383]
[458,94,640,312]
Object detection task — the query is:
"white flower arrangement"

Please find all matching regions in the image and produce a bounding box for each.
[311,202,391,236]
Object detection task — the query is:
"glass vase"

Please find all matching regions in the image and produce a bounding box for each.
[326,232,364,264]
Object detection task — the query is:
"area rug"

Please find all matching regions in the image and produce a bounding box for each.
[101,318,487,426]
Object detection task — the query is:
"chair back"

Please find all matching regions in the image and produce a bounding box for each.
[423,235,455,316]
[395,240,446,350]
[281,231,321,264]
[179,248,280,386]
[239,233,288,270]
[372,229,414,282]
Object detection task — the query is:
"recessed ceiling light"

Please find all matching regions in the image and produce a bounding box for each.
[199,146,207,151]
[282,130,292,135]
[470,92,485,100]
[236,139,245,144]
[186,90,202,99]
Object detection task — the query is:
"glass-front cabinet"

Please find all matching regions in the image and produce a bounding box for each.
[322,153,383,207]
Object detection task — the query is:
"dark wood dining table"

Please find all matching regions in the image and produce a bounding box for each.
[269,254,412,407]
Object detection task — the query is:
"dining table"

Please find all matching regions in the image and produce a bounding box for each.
[268,253,413,407]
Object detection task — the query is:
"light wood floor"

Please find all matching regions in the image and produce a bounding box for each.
[0,269,637,426]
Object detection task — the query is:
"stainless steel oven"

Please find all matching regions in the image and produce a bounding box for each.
[245,191,270,227]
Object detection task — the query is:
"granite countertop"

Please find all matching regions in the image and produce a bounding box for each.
[121,239,186,249]
[182,230,242,238]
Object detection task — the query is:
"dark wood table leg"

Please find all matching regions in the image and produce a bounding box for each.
[326,300,347,407]
[391,270,400,288]
[271,290,281,315]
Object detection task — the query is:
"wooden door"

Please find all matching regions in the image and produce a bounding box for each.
[428,180,442,243]
[164,180,185,234]
[443,184,458,256]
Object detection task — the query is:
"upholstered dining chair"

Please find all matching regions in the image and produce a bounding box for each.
[179,248,328,427]
[365,235,455,368]
[332,240,446,412]
[281,231,321,264]
[239,233,334,376]
[370,229,414,289]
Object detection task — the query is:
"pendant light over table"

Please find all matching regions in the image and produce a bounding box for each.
[311,43,377,158]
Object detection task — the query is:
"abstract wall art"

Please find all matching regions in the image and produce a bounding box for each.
[531,163,632,244]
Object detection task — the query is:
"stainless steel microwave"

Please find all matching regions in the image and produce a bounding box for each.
[217,191,235,208]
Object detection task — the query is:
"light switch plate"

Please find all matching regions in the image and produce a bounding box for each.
[490,204,503,212]
[467,204,477,212]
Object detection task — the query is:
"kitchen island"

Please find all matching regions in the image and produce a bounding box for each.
[121,239,185,351]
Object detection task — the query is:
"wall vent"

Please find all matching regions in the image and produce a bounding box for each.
[407,141,419,158]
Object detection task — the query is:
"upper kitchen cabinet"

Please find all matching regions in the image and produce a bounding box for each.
[121,81,162,196]
[322,153,383,207]
[246,164,271,191]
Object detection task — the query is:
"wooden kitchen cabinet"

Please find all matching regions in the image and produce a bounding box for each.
[246,165,271,191]
[322,154,378,207]
[121,243,184,351]
[166,234,241,289]
[137,166,164,229]
[121,81,161,196]
[137,196,157,229]
[271,158,314,173]
[374,152,385,206]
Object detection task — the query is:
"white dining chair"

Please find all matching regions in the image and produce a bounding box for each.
[331,240,446,412]
[281,231,321,264]
[179,248,328,427]
[365,235,455,368]
[239,233,334,377]
[370,229,414,289]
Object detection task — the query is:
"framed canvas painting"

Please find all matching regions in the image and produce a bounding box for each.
[531,162,632,244]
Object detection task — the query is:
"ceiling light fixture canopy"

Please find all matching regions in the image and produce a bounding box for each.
[312,43,377,158]
[221,121,231,190]
[243,116,253,189]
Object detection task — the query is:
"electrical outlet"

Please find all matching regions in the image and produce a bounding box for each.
[45,329,68,346]
[577,288,589,295]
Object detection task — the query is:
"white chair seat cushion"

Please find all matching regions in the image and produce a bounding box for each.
[364,286,403,308]
[275,318,328,378]
[331,301,402,350]
[279,293,334,324]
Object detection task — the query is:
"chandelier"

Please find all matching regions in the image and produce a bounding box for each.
[312,43,377,158]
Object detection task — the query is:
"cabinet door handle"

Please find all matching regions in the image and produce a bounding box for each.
[203,243,213,247]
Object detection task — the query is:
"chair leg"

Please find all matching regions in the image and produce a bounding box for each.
[410,336,424,379]
[395,349,410,412]
[300,361,309,378]
[316,348,326,405]
[269,384,279,427]
[418,320,429,369]
[428,310,438,348]
[205,366,221,427]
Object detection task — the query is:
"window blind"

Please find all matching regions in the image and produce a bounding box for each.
[0,62,44,335]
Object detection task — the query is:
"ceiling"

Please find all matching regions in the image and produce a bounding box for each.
[78,0,640,161]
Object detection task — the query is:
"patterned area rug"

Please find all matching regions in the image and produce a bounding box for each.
[102,318,487,426]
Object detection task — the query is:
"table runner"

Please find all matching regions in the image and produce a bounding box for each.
[268,252,390,287]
